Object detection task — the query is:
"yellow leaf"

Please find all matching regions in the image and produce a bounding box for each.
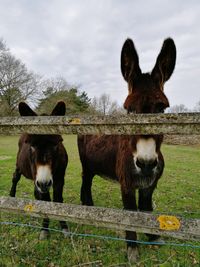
[24,204,35,212]
[157,215,181,231]
[68,118,81,124]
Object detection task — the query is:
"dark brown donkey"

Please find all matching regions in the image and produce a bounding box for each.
[10,101,68,239]
[78,38,176,261]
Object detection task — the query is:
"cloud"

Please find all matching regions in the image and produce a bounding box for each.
[0,0,199,108]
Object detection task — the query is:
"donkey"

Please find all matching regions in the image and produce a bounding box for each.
[10,101,68,239]
[78,38,176,261]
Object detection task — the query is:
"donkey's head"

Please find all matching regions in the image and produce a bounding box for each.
[19,101,66,193]
[121,38,176,188]
[121,38,176,114]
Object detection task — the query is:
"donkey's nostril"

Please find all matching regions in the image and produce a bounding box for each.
[136,158,145,169]
[47,180,52,187]
[136,158,158,170]
[151,159,158,169]
[36,180,52,193]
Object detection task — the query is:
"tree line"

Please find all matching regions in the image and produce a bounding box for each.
[0,38,123,116]
[167,103,200,113]
[0,38,199,116]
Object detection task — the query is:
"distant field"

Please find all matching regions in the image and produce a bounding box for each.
[0,135,200,266]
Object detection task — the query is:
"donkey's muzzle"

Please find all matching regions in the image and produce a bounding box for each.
[136,158,158,176]
[36,180,52,193]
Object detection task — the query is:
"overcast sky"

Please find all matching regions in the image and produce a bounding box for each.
[0,0,200,109]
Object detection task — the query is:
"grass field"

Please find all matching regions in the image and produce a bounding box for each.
[0,135,200,266]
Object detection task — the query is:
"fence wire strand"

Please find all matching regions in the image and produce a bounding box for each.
[1,221,200,249]
[1,211,200,267]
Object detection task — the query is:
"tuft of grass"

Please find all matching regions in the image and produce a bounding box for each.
[0,135,200,266]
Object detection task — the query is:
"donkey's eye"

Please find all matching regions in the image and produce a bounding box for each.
[30,146,35,153]
[30,146,36,161]
[136,159,145,169]
[127,107,136,114]
[53,144,58,152]
[155,104,165,113]
[155,108,164,113]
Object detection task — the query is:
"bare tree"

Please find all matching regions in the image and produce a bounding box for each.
[91,93,123,115]
[0,39,40,115]
[41,76,70,97]
[98,93,110,115]
[193,100,200,112]
[0,38,7,53]
[167,104,189,113]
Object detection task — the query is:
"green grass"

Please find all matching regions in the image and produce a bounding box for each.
[0,135,200,266]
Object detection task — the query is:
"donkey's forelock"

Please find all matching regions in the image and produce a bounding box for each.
[25,135,63,147]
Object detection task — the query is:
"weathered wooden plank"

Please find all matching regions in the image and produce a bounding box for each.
[0,113,200,135]
[0,196,199,241]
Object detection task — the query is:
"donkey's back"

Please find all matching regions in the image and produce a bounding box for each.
[78,135,121,181]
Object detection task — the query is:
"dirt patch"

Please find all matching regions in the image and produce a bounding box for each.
[0,156,12,161]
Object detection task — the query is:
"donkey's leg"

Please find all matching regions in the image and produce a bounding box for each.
[138,185,155,211]
[34,186,51,240]
[121,187,138,262]
[53,177,68,233]
[80,170,94,206]
[138,182,159,241]
[10,168,21,197]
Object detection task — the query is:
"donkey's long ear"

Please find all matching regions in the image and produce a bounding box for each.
[121,38,141,82]
[51,101,66,116]
[151,38,176,89]
[19,102,37,116]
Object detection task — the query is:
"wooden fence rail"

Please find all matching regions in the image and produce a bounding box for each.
[0,196,200,242]
[0,113,200,135]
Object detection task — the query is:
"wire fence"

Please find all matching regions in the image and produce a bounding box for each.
[0,210,200,267]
